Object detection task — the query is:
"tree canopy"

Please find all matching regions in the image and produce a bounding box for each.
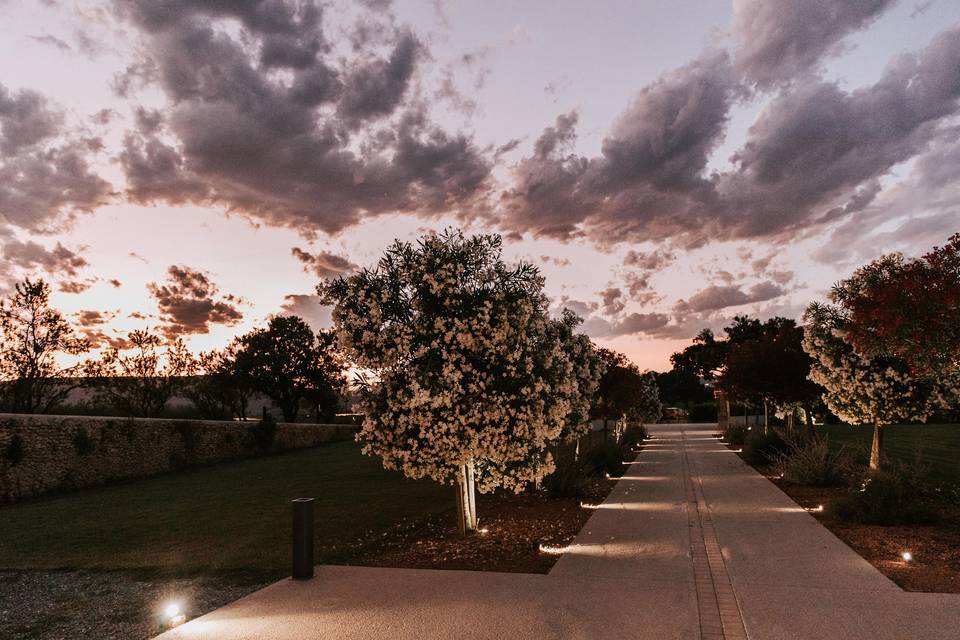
[0,278,90,414]
[319,230,601,533]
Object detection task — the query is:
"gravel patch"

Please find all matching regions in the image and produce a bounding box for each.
[0,570,266,640]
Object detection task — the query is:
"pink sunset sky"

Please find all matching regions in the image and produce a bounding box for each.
[1,0,959,370]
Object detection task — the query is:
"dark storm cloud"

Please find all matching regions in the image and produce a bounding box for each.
[291,247,357,279]
[732,0,896,88]
[501,51,737,245]
[113,0,492,235]
[147,265,244,336]
[0,83,111,231]
[1,240,88,276]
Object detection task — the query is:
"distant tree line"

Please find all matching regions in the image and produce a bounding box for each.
[0,278,345,422]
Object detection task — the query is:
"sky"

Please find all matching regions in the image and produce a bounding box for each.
[1,0,959,370]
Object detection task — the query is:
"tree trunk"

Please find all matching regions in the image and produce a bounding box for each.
[869,423,885,474]
[763,399,769,434]
[574,438,580,462]
[455,461,478,535]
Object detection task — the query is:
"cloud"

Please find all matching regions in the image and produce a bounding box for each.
[75,309,114,327]
[0,83,111,232]
[675,282,785,314]
[599,287,624,315]
[2,240,88,276]
[623,248,675,271]
[30,34,71,52]
[58,281,90,294]
[718,23,960,240]
[500,21,960,253]
[732,0,896,88]
[147,265,244,337]
[583,311,671,338]
[113,0,492,236]
[291,247,357,279]
[500,50,737,245]
[278,293,333,331]
[814,130,960,266]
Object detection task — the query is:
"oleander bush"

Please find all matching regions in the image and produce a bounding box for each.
[743,428,789,466]
[583,441,626,478]
[774,437,850,486]
[723,424,749,445]
[831,461,939,525]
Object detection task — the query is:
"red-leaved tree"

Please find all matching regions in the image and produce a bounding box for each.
[834,233,960,377]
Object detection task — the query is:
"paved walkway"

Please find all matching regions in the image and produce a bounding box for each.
[156,424,960,639]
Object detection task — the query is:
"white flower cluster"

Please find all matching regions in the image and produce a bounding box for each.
[802,303,959,426]
[320,233,602,493]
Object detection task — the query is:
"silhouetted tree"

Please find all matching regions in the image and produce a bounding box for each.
[83,329,196,417]
[233,315,344,423]
[185,342,255,420]
[0,278,90,413]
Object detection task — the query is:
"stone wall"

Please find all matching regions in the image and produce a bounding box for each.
[0,414,359,503]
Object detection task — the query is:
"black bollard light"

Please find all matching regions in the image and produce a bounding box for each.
[291,498,314,580]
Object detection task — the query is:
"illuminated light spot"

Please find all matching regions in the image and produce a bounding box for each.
[902,551,913,562]
[163,602,186,629]
[580,502,600,510]
[478,527,490,535]
[539,543,568,555]
[733,448,743,453]
[806,504,824,513]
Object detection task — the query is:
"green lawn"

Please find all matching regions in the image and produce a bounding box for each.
[0,441,452,582]
[817,423,960,482]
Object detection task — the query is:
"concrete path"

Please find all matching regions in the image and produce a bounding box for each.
[155,424,960,640]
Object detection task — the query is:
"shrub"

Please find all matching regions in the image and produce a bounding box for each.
[583,441,626,478]
[774,438,849,486]
[544,455,590,498]
[743,428,789,466]
[247,414,277,453]
[831,462,939,525]
[620,424,648,451]
[723,424,748,445]
[3,433,25,465]
[72,428,96,456]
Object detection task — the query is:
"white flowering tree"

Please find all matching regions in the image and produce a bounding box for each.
[319,231,601,534]
[802,302,958,473]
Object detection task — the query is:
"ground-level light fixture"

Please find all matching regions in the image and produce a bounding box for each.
[162,602,186,629]
[538,543,568,555]
[478,527,490,535]
[580,502,600,510]
[902,551,913,562]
